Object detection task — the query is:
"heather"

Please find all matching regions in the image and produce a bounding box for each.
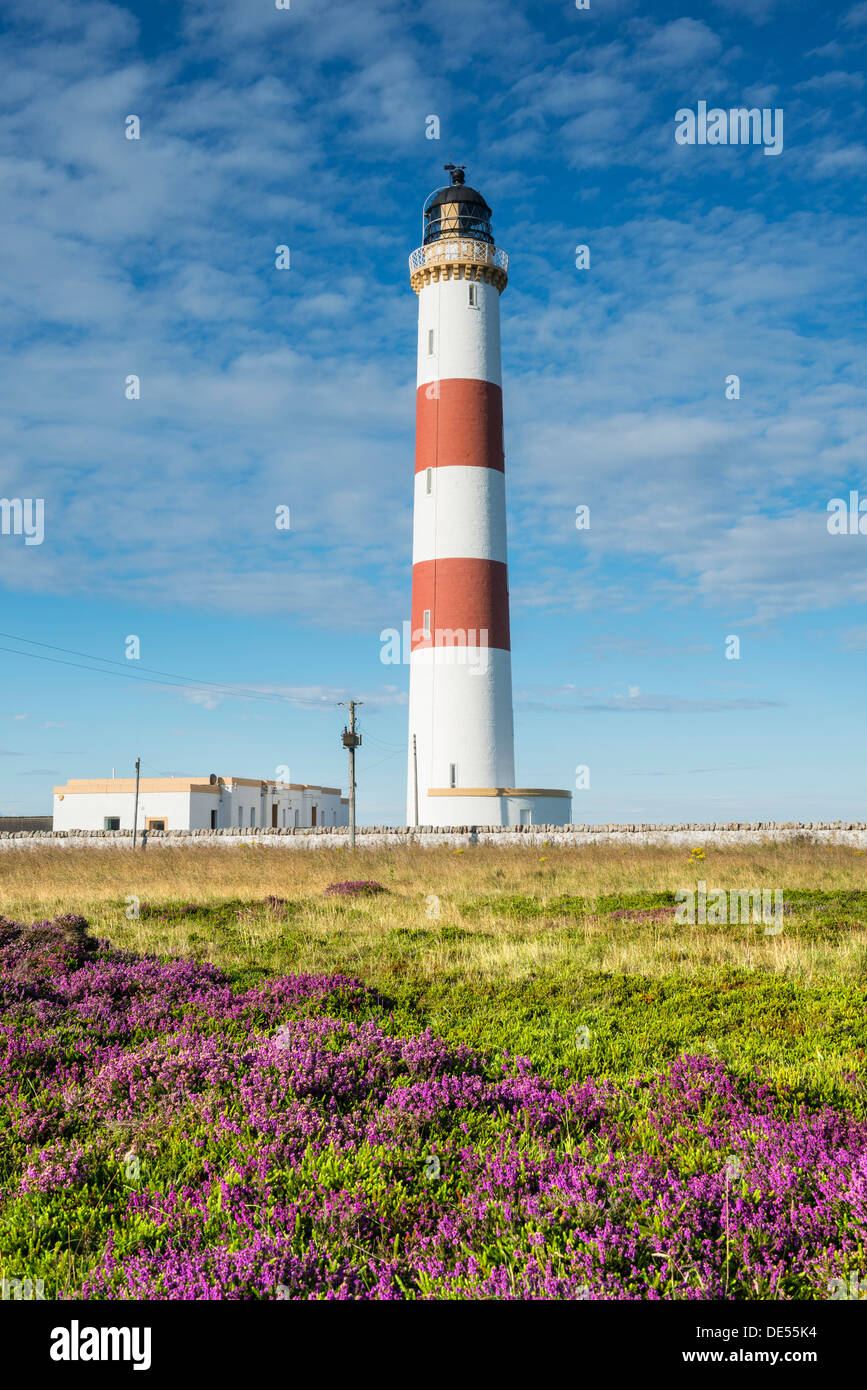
[1,910,865,1300]
[324,880,386,897]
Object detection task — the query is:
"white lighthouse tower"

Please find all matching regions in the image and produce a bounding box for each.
[406,167,571,828]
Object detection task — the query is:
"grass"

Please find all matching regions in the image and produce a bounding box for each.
[2,840,866,1300]
[2,840,866,1114]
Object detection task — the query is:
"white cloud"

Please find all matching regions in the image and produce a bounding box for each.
[516,684,784,713]
[797,69,865,91]
[842,2,867,29]
[0,0,864,638]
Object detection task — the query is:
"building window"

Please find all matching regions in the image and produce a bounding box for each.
[449,763,457,788]
[332,810,337,825]
[211,810,218,829]
[468,282,478,307]
[294,809,299,827]
[282,810,287,827]
[250,807,256,827]
[311,805,317,827]
[422,609,431,637]
[104,816,120,831]
[237,807,243,826]
[427,328,435,355]
[146,818,166,831]
[520,809,531,826]
[425,467,432,495]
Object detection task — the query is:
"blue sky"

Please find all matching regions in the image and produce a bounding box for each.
[1,0,866,823]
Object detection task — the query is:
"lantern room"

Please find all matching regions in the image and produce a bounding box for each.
[422,165,494,246]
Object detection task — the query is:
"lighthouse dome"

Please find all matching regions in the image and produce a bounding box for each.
[423,167,494,246]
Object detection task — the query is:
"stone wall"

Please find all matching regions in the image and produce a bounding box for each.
[1,822,866,850]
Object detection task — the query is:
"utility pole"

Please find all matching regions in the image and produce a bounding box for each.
[132,757,141,849]
[412,734,419,827]
[339,701,362,849]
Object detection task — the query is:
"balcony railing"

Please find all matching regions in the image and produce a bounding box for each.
[409,240,509,275]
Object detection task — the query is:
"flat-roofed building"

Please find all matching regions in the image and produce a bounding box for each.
[52,776,348,831]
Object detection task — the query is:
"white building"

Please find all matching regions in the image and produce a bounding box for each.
[52,776,348,832]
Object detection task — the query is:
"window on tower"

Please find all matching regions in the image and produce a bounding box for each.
[422,609,431,637]
[425,468,432,495]
[468,283,478,307]
[427,329,435,355]
[449,763,457,788]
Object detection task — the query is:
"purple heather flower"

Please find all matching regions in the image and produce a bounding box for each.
[2,913,865,1302]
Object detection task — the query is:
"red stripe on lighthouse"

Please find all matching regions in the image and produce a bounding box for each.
[415,379,504,473]
[410,558,510,652]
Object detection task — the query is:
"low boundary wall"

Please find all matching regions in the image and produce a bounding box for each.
[1,823,866,849]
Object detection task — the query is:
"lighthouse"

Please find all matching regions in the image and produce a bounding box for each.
[406,167,571,828]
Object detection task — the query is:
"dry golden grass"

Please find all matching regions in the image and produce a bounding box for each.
[1,839,865,986]
[1,837,865,909]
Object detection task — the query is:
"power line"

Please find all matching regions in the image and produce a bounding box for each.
[363,730,404,751]
[0,636,341,709]
[0,630,329,705]
[363,747,403,773]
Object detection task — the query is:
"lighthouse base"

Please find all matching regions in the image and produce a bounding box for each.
[418,788,572,828]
